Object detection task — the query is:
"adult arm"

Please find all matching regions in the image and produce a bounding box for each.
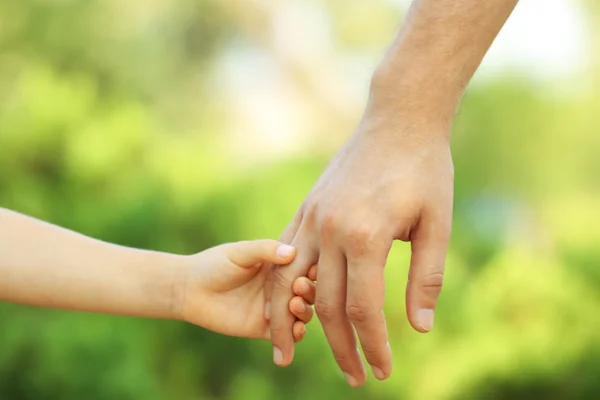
[267,0,518,387]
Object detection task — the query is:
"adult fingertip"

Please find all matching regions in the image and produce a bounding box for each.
[367,341,392,380]
[273,346,284,365]
[344,373,361,388]
[341,362,367,388]
[371,366,389,380]
[415,308,434,332]
[273,346,293,367]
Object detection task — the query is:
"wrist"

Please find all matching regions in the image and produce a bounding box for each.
[368,61,461,134]
[137,250,189,321]
[359,65,455,147]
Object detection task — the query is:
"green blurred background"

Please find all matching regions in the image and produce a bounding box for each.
[1,0,599,399]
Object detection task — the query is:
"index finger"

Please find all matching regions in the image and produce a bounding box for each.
[346,241,393,380]
[269,231,317,366]
[264,212,303,320]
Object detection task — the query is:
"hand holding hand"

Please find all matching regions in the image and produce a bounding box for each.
[175,240,316,341]
[267,97,454,386]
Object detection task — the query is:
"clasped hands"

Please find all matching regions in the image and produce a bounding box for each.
[262,88,454,387]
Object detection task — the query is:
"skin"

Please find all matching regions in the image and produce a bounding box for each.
[0,207,315,341]
[267,0,520,387]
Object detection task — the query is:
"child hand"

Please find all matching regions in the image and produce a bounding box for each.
[175,240,316,341]
[289,264,317,341]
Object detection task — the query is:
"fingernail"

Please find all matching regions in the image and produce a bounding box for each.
[344,373,359,387]
[298,300,306,312]
[264,301,270,320]
[276,244,295,258]
[273,347,284,366]
[371,366,387,380]
[417,308,435,332]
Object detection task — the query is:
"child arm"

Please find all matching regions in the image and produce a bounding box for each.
[0,207,182,318]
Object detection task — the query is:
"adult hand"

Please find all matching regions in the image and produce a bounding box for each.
[267,88,454,386]
[264,0,518,386]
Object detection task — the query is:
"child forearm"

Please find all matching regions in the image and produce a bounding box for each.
[0,208,184,319]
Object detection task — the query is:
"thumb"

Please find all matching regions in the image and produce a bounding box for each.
[227,240,296,268]
[406,216,450,333]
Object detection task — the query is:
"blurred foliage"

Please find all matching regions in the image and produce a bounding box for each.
[1,0,600,399]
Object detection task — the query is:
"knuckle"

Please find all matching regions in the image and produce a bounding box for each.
[347,224,372,243]
[345,225,375,256]
[314,300,340,322]
[333,351,349,366]
[272,269,294,292]
[346,304,370,323]
[361,344,380,362]
[320,211,343,236]
[420,272,444,293]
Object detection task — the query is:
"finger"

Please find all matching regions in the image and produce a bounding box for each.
[308,264,317,281]
[315,244,366,388]
[293,277,316,305]
[264,213,303,320]
[292,321,306,343]
[406,214,451,333]
[289,296,314,323]
[346,240,393,381]
[227,240,296,267]
[270,230,316,367]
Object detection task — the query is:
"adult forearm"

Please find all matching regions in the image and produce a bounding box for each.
[370,0,518,128]
[0,208,182,319]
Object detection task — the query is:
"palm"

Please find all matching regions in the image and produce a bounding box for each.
[182,250,271,339]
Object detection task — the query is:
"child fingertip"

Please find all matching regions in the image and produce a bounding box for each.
[292,279,302,295]
[276,244,295,259]
[293,322,306,343]
[292,278,308,295]
[292,297,306,313]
